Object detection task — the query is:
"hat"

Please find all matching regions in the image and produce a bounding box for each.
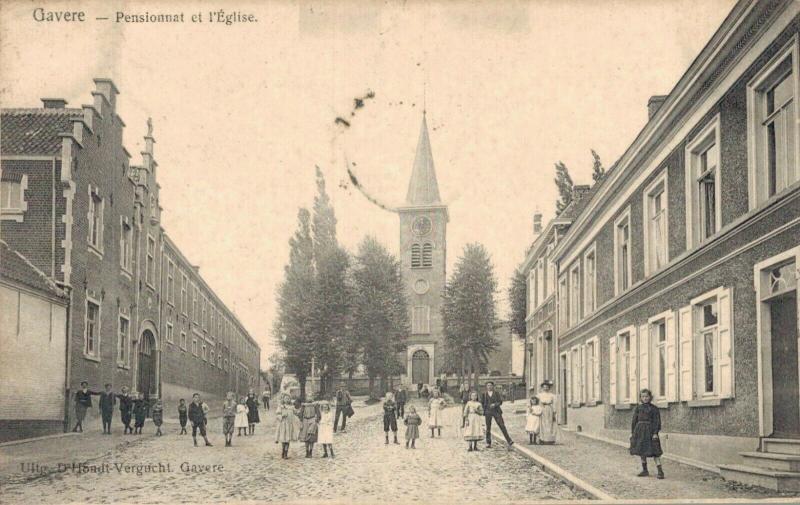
[541,379,554,387]
[80,380,89,387]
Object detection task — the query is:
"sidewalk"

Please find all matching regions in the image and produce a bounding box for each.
[499,410,800,500]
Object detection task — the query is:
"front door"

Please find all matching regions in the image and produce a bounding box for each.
[412,350,430,385]
[559,353,568,424]
[138,331,156,396]
[772,292,799,438]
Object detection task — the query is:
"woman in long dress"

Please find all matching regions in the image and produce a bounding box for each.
[538,380,558,444]
[462,390,484,452]
[275,395,296,459]
[428,389,446,438]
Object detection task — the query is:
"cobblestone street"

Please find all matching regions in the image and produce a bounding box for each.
[0,400,586,503]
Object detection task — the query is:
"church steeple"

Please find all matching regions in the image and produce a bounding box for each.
[405,114,442,206]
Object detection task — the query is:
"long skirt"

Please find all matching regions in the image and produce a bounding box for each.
[317,422,334,444]
[539,403,556,443]
[75,403,88,422]
[630,422,663,457]
[405,424,420,440]
[275,417,295,443]
[525,414,541,434]
[300,418,318,443]
[247,405,260,424]
[463,412,484,441]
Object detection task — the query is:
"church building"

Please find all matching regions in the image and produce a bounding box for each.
[399,114,448,386]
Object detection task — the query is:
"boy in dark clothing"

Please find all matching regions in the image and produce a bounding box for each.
[189,393,212,447]
[118,386,133,434]
[133,392,147,434]
[395,387,407,418]
[98,383,115,434]
[73,381,99,432]
[383,392,399,445]
[178,399,188,435]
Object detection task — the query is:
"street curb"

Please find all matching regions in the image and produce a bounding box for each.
[492,427,615,501]
[0,431,80,448]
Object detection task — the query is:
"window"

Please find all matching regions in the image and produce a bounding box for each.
[687,117,721,248]
[614,209,632,294]
[181,273,188,314]
[570,346,583,405]
[569,263,581,326]
[422,243,433,267]
[167,260,175,304]
[620,331,631,402]
[210,309,215,338]
[192,283,198,322]
[411,244,421,268]
[644,173,668,274]
[118,315,129,366]
[558,274,568,332]
[610,328,636,405]
[584,246,597,315]
[748,39,799,207]
[150,194,157,218]
[412,306,430,334]
[202,296,207,330]
[120,218,132,272]
[146,236,155,286]
[210,349,215,364]
[85,300,100,358]
[678,287,733,401]
[202,344,207,362]
[537,258,545,304]
[192,338,198,356]
[166,322,174,344]
[585,338,600,402]
[180,331,187,350]
[88,187,104,252]
[528,268,536,313]
[1,174,28,221]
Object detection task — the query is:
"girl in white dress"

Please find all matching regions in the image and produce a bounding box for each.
[526,396,543,444]
[462,390,484,452]
[428,389,446,437]
[317,401,335,458]
[234,396,249,436]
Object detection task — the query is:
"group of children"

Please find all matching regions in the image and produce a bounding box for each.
[73,382,157,436]
[380,389,447,449]
[274,394,335,459]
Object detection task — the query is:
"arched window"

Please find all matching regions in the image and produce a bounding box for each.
[411,243,421,268]
[422,243,433,267]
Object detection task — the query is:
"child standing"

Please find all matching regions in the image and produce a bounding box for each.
[98,383,115,435]
[133,392,147,435]
[152,399,164,436]
[630,389,665,479]
[404,405,421,449]
[275,395,296,459]
[383,392,399,445]
[462,390,484,452]
[428,390,446,438]
[178,399,188,435]
[189,393,212,447]
[526,396,543,445]
[246,392,260,435]
[235,396,249,436]
[299,399,320,458]
[118,387,133,435]
[201,400,210,428]
[222,392,237,447]
[317,401,335,458]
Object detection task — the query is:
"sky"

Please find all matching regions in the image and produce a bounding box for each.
[0,0,736,368]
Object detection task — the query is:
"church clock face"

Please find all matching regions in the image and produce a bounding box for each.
[412,216,432,236]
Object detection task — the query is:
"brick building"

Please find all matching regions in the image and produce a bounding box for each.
[520,0,800,487]
[1,79,259,431]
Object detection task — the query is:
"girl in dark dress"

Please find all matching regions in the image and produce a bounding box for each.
[133,392,147,434]
[246,392,260,435]
[118,387,134,434]
[629,389,664,479]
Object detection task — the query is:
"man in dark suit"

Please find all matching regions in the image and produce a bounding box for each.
[334,386,352,433]
[480,381,514,449]
[395,386,407,418]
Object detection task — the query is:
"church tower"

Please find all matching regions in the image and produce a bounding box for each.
[399,114,448,386]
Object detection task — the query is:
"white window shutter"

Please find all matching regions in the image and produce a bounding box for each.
[629,328,638,404]
[581,344,587,403]
[718,288,734,399]
[609,336,617,405]
[639,323,650,392]
[593,338,601,402]
[665,311,678,402]
[679,305,694,401]
[566,350,573,406]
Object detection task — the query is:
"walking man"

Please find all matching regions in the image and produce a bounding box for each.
[396,386,407,418]
[334,386,352,433]
[480,381,514,450]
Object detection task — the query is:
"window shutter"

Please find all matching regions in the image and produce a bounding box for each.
[609,336,617,405]
[566,350,573,406]
[665,311,678,402]
[678,305,694,401]
[580,344,587,403]
[629,328,638,404]
[718,288,733,399]
[593,338,601,402]
[639,324,650,392]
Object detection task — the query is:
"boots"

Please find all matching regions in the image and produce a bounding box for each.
[405,440,410,449]
[637,461,649,477]
[393,433,399,444]
[438,427,442,437]
[193,437,198,447]
[385,434,389,445]
[329,446,335,458]
[204,438,213,446]
[430,428,435,438]
[657,465,664,479]
[411,439,415,449]
[323,445,329,458]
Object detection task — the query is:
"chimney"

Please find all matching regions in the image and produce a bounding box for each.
[533,212,543,235]
[572,184,591,201]
[92,78,119,114]
[648,95,668,120]
[41,98,67,109]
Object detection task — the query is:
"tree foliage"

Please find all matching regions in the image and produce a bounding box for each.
[508,268,527,339]
[554,161,574,215]
[351,236,409,398]
[591,149,606,183]
[442,243,499,387]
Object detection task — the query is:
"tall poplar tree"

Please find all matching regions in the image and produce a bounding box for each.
[591,149,606,183]
[554,161,574,215]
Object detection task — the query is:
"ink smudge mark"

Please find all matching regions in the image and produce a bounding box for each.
[345,157,398,214]
[353,90,375,110]
[335,117,351,128]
